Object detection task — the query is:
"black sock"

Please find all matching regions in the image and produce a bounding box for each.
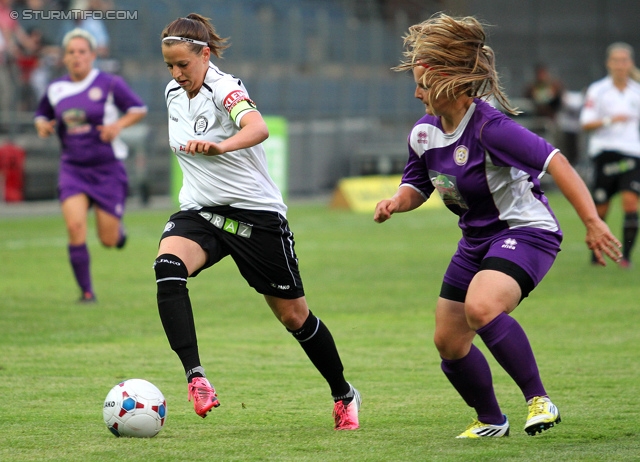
[623,212,638,260]
[288,311,350,398]
[155,254,202,382]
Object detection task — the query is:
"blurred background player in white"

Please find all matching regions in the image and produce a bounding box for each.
[34,28,147,302]
[374,13,621,438]
[580,42,640,268]
[155,13,360,430]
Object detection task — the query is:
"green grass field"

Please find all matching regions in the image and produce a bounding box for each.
[1,193,639,461]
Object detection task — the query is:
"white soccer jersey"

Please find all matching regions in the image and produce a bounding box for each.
[165,63,287,216]
[580,76,640,158]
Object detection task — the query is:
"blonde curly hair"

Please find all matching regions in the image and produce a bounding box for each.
[393,13,518,115]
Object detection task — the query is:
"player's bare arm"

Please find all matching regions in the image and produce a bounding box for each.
[185,111,269,156]
[546,152,622,265]
[374,186,425,223]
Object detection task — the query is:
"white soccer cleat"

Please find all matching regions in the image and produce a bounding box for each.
[456,415,510,438]
[524,396,560,435]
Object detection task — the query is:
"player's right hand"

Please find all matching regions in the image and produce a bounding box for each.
[374,199,398,223]
[35,119,56,138]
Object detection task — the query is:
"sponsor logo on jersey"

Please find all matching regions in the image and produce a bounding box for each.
[454,145,469,166]
[223,90,248,113]
[430,171,469,210]
[194,115,208,135]
[199,211,253,238]
[62,108,91,135]
[502,238,517,250]
[417,131,428,144]
[88,87,103,101]
[170,114,178,122]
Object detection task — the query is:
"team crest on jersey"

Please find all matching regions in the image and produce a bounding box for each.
[454,145,469,166]
[88,87,103,101]
[194,116,209,135]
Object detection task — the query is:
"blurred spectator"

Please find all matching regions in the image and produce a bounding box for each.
[58,0,111,58]
[524,63,565,148]
[524,63,565,119]
[15,27,62,110]
[0,0,37,124]
[29,36,62,103]
[556,90,584,166]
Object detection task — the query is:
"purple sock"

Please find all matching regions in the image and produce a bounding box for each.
[441,344,504,424]
[68,243,92,295]
[477,312,546,401]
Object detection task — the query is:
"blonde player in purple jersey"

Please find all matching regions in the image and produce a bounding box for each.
[154,13,360,430]
[34,28,147,303]
[374,14,621,438]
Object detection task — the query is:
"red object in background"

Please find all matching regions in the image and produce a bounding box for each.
[0,143,26,202]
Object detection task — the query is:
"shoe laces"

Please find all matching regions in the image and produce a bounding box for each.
[464,419,484,430]
[333,400,356,427]
[528,397,548,417]
[188,378,216,403]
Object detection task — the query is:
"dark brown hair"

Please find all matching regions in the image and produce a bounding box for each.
[161,13,229,58]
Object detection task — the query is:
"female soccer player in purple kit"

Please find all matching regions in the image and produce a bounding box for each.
[374,14,622,438]
[34,28,147,303]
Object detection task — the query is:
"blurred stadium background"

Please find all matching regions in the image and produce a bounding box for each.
[1,0,639,203]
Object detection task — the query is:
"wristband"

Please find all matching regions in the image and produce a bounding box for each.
[602,116,612,127]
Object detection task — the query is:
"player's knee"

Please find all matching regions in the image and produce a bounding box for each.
[154,254,188,290]
[463,301,490,330]
[434,334,468,360]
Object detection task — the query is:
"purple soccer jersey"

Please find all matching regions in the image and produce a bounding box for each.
[35,69,146,166]
[401,99,563,291]
[34,69,146,216]
[402,98,561,238]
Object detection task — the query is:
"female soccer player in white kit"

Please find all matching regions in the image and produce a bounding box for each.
[580,42,640,267]
[155,13,360,430]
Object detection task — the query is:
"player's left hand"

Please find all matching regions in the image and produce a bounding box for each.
[586,219,622,266]
[185,140,225,156]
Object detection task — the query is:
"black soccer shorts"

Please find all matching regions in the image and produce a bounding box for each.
[160,206,305,299]
[591,150,640,204]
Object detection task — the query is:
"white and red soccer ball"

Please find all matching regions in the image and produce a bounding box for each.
[103,379,167,438]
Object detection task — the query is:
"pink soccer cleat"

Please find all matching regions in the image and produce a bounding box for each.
[333,386,361,430]
[188,377,220,418]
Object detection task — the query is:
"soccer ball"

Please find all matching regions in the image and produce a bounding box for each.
[103,379,167,438]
